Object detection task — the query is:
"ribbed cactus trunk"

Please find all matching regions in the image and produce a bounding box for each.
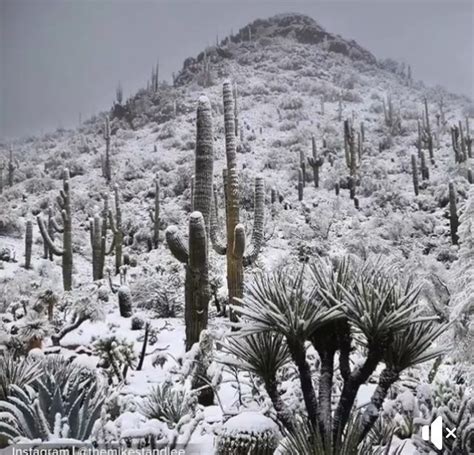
[37,169,73,291]
[166,96,213,351]
[449,182,459,245]
[109,186,123,275]
[194,97,214,231]
[8,149,15,187]
[411,155,419,196]
[308,135,324,188]
[210,82,265,322]
[24,220,33,270]
[104,117,111,183]
[149,176,160,249]
[298,169,304,201]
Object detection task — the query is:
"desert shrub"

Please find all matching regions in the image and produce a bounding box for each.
[23,177,55,194]
[279,96,304,110]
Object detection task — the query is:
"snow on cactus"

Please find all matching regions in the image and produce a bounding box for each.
[215,412,280,455]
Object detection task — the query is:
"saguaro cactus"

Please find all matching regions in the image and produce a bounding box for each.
[37,169,73,291]
[108,266,132,317]
[298,169,304,201]
[449,182,459,245]
[149,175,160,249]
[90,197,109,281]
[210,81,265,321]
[308,135,324,188]
[103,116,111,183]
[24,220,33,270]
[299,149,306,187]
[411,155,419,196]
[233,83,239,136]
[108,185,123,275]
[166,96,214,350]
[8,149,16,187]
[167,213,210,351]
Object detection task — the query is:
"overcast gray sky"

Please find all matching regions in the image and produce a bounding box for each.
[1,0,472,138]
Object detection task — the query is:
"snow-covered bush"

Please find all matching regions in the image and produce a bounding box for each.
[216,412,280,455]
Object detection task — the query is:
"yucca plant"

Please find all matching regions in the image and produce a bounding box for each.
[218,332,293,430]
[231,257,447,450]
[140,382,196,428]
[279,414,404,455]
[0,358,107,443]
[233,267,341,426]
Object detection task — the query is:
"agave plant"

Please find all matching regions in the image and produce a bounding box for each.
[0,352,39,401]
[231,256,448,450]
[0,357,107,443]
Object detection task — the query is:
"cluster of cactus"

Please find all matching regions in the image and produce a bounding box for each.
[37,169,73,291]
[451,118,472,163]
[215,412,280,455]
[166,96,213,351]
[149,175,160,249]
[102,116,112,183]
[210,81,265,321]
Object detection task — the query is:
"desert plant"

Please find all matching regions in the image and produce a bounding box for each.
[37,169,73,290]
[210,81,265,321]
[0,357,107,443]
[231,258,447,448]
[216,412,280,455]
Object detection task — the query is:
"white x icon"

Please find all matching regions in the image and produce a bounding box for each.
[446,427,456,439]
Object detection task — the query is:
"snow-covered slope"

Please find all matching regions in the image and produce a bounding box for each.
[0,12,473,454]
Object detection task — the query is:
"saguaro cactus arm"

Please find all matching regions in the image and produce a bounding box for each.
[243,177,264,266]
[37,215,65,256]
[166,226,189,264]
[210,185,227,255]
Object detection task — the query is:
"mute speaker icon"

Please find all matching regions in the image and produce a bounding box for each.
[421,416,443,450]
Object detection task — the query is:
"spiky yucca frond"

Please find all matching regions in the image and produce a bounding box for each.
[218,332,290,383]
[384,321,448,370]
[233,268,341,341]
[0,353,39,401]
[342,276,422,346]
[140,382,195,428]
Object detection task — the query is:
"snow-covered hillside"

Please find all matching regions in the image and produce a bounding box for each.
[0,13,473,455]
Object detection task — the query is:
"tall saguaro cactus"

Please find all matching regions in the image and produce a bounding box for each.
[37,169,73,291]
[109,186,123,275]
[308,135,324,188]
[210,81,265,321]
[167,213,210,351]
[149,175,160,249]
[103,116,111,183]
[24,220,33,270]
[166,96,214,351]
[449,182,459,245]
[90,196,109,281]
[8,149,16,187]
